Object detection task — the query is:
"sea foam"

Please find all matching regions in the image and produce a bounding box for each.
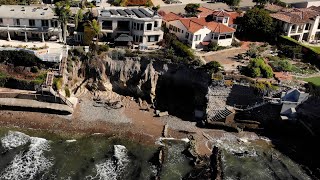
[1,131,30,149]
[0,131,53,180]
[88,145,129,180]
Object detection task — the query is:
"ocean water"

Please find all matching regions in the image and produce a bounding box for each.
[0,128,313,180]
[0,129,193,180]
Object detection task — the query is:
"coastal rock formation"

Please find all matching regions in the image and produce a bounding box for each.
[73,54,210,119]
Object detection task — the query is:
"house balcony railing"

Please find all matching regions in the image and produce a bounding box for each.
[153,27,161,31]
[0,24,60,32]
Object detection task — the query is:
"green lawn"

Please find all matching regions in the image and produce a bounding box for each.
[302,76,320,86]
[306,45,320,54]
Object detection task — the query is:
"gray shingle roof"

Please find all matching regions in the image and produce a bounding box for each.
[0,5,57,19]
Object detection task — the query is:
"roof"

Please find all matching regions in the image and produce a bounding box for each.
[207,21,236,33]
[270,8,319,23]
[212,9,231,17]
[228,12,241,25]
[115,34,133,42]
[163,12,182,22]
[197,7,214,17]
[99,7,160,19]
[200,41,210,46]
[281,88,309,102]
[265,4,285,12]
[178,17,235,33]
[0,5,57,19]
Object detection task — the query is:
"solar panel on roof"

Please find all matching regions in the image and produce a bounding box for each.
[117,9,127,16]
[101,10,111,16]
[110,10,119,15]
[124,9,134,15]
[139,8,152,17]
[132,9,146,18]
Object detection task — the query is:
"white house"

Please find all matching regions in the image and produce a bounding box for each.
[97,7,164,46]
[163,9,237,49]
[270,7,320,42]
[0,5,62,42]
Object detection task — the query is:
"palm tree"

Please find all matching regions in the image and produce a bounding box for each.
[54,1,71,44]
[75,9,84,29]
[85,19,101,52]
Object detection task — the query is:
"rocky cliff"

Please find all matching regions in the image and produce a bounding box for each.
[71,53,210,119]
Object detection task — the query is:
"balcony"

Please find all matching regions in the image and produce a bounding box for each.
[153,27,161,31]
[0,24,58,32]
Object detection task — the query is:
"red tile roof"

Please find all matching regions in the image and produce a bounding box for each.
[178,17,235,33]
[163,12,182,22]
[197,7,215,17]
[228,12,241,25]
[270,8,319,23]
[212,10,231,17]
[207,21,236,33]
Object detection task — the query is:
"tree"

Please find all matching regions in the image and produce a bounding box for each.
[54,1,72,44]
[75,9,84,29]
[253,0,269,6]
[184,3,200,16]
[202,61,222,74]
[237,7,275,41]
[224,0,241,8]
[85,19,101,52]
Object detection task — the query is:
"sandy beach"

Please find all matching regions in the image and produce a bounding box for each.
[0,89,261,156]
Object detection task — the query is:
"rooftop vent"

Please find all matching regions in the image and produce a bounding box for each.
[41,12,45,15]
[44,8,48,10]
[10,9,14,11]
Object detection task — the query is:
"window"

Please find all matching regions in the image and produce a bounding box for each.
[169,24,173,30]
[15,19,20,26]
[318,23,320,29]
[0,18,2,24]
[154,21,158,27]
[182,30,184,33]
[140,23,144,31]
[41,20,49,27]
[146,23,152,30]
[29,19,35,27]
[102,20,112,30]
[185,32,189,39]
[223,18,228,24]
[148,35,159,42]
[194,34,201,41]
[51,20,58,27]
[305,23,311,30]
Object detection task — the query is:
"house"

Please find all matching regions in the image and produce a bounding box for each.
[270,7,320,42]
[280,88,309,120]
[163,8,239,49]
[97,7,164,47]
[0,5,62,42]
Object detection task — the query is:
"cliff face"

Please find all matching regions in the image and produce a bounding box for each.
[76,54,210,119]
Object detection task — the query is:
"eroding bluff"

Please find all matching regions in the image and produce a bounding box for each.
[82,55,210,119]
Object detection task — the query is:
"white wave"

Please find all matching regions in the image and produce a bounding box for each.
[1,131,30,149]
[66,139,77,143]
[0,136,53,180]
[88,145,129,180]
[208,133,257,157]
[155,137,190,146]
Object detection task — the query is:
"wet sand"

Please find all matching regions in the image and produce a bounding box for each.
[0,91,239,156]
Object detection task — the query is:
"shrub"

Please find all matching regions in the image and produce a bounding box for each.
[0,50,43,67]
[32,72,47,85]
[53,78,63,90]
[207,42,226,51]
[172,40,195,60]
[201,61,222,74]
[65,87,71,97]
[250,81,277,95]
[269,58,292,72]
[232,40,242,47]
[30,66,39,73]
[243,57,274,78]
[98,44,109,53]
